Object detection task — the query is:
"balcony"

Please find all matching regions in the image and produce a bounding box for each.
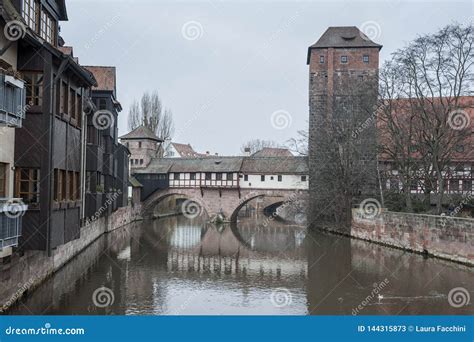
[0,72,26,128]
[0,199,28,250]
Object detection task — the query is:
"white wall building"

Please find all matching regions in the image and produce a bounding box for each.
[239,157,308,190]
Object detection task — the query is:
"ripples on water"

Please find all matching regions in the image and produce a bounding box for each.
[8,215,474,315]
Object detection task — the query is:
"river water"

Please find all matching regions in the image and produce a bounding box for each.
[8,215,474,315]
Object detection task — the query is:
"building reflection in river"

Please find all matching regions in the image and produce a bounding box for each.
[7,215,474,315]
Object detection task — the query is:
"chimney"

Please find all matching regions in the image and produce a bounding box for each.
[206,151,210,156]
[215,153,218,156]
[244,147,251,156]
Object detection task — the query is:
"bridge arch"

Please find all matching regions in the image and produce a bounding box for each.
[142,187,308,222]
[142,190,210,219]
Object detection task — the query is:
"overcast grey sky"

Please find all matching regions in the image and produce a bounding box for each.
[62,0,472,155]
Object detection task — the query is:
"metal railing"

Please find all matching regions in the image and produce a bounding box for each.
[0,199,28,250]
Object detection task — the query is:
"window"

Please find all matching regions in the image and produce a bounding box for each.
[319,55,324,63]
[15,168,40,205]
[0,163,6,197]
[277,175,282,182]
[190,173,196,180]
[261,175,265,182]
[53,169,67,201]
[205,173,211,180]
[59,81,68,113]
[270,176,274,180]
[216,173,222,181]
[138,142,142,148]
[22,0,37,31]
[54,169,61,201]
[174,173,180,180]
[449,179,460,193]
[244,175,248,181]
[301,175,307,182]
[24,72,43,106]
[227,173,233,181]
[340,56,348,64]
[140,159,143,165]
[40,8,56,45]
[463,180,472,192]
[75,173,81,200]
[69,89,77,120]
[68,171,74,200]
[86,172,92,193]
[363,55,369,63]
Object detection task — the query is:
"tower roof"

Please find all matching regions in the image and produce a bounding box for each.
[307,26,382,64]
[119,126,163,142]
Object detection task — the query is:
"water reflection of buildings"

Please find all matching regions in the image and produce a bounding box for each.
[163,217,307,279]
[9,215,474,315]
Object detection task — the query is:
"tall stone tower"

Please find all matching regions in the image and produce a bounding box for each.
[307,27,382,229]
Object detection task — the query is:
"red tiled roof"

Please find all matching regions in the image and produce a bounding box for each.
[378,96,474,162]
[172,143,199,157]
[58,46,73,56]
[83,66,116,92]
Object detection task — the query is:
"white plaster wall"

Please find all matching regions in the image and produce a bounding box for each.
[0,35,18,69]
[169,172,238,188]
[0,127,15,197]
[239,174,308,190]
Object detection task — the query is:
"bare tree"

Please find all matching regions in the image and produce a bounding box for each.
[377,61,420,212]
[381,23,473,214]
[287,122,308,156]
[312,74,380,226]
[127,91,174,140]
[240,139,281,155]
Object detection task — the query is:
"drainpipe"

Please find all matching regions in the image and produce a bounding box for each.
[80,90,88,221]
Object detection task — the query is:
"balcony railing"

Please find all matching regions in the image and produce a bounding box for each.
[0,199,28,250]
[0,71,26,128]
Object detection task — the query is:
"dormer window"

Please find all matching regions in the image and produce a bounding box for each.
[22,0,37,31]
[340,56,348,64]
[40,8,56,45]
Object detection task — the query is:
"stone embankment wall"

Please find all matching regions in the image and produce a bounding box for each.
[0,205,142,312]
[350,209,474,266]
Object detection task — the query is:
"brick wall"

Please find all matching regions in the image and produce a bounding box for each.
[308,46,380,227]
[351,209,474,265]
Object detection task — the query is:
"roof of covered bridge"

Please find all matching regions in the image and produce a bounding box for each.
[135,156,308,174]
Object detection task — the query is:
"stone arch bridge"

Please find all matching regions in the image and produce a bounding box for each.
[141,187,308,222]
